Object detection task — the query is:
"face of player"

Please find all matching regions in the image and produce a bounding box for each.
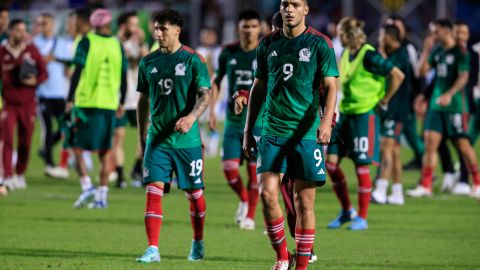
[430,23,451,44]
[126,16,140,36]
[66,14,77,37]
[0,11,9,32]
[9,22,27,44]
[280,0,309,29]
[386,18,405,41]
[337,25,349,47]
[154,22,180,49]
[453,24,469,46]
[238,19,260,44]
[37,16,54,37]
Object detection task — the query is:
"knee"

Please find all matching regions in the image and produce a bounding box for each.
[294,195,314,216]
[259,187,278,207]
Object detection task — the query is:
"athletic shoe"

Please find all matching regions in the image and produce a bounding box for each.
[441,172,459,192]
[271,253,295,270]
[0,185,8,196]
[131,180,143,188]
[348,216,368,231]
[309,251,318,264]
[116,179,127,189]
[387,193,405,205]
[451,182,472,196]
[14,175,27,189]
[3,177,15,191]
[327,208,357,229]
[45,166,69,179]
[108,171,118,183]
[87,201,107,209]
[235,201,248,224]
[371,179,388,204]
[239,217,255,230]
[470,185,480,199]
[136,246,161,263]
[73,187,96,209]
[406,185,432,197]
[403,159,422,170]
[188,240,204,261]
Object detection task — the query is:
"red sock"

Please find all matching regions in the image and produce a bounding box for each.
[420,166,434,190]
[145,184,163,247]
[186,189,206,241]
[246,162,259,219]
[265,216,289,261]
[326,162,351,211]
[59,149,70,168]
[295,228,315,270]
[468,163,480,186]
[356,165,372,219]
[223,159,248,202]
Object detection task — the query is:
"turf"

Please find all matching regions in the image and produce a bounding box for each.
[0,124,479,270]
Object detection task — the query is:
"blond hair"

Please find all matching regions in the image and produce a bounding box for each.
[338,17,366,49]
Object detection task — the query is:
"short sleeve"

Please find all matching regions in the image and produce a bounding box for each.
[192,54,212,89]
[214,48,228,85]
[136,59,148,94]
[254,40,268,80]
[364,50,394,76]
[458,50,470,72]
[72,37,89,67]
[317,39,339,77]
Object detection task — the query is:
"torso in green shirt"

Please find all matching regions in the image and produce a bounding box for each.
[386,45,413,120]
[428,45,470,113]
[215,42,258,128]
[137,45,211,149]
[255,27,339,140]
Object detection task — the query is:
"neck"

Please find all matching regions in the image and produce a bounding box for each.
[8,39,23,48]
[442,36,456,50]
[160,41,182,54]
[240,39,257,51]
[283,22,306,38]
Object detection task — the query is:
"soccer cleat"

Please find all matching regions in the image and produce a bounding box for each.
[406,185,432,198]
[271,253,295,270]
[309,251,318,264]
[3,177,15,191]
[188,240,204,261]
[45,166,69,179]
[234,201,248,224]
[73,187,96,209]
[14,175,27,189]
[0,185,8,196]
[108,171,118,183]
[348,216,368,231]
[239,217,255,230]
[451,182,472,196]
[327,208,357,229]
[87,201,107,209]
[371,179,388,204]
[470,185,480,199]
[441,172,459,192]
[136,246,161,263]
[387,193,405,205]
[131,180,143,188]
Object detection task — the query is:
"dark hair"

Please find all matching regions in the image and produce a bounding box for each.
[454,19,468,26]
[153,9,183,28]
[8,19,25,30]
[0,6,8,13]
[39,12,54,20]
[433,18,453,30]
[75,8,91,23]
[382,24,400,42]
[271,11,283,28]
[237,9,260,23]
[387,14,405,25]
[118,11,137,26]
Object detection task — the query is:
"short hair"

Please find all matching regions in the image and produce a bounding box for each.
[118,11,137,26]
[0,6,8,13]
[271,11,283,28]
[454,19,468,26]
[75,8,91,23]
[387,14,405,25]
[8,19,25,30]
[237,9,260,23]
[39,12,54,20]
[153,9,183,28]
[382,24,400,42]
[433,18,453,30]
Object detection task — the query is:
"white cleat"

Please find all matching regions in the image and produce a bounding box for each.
[45,166,69,179]
[3,177,16,191]
[371,179,388,204]
[387,193,405,205]
[451,182,472,196]
[470,185,480,199]
[240,217,255,230]
[235,201,248,224]
[406,185,432,198]
[441,172,459,192]
[14,175,27,189]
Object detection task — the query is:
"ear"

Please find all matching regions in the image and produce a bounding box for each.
[304,4,309,16]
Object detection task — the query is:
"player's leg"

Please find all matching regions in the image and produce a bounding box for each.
[452,137,480,198]
[112,125,126,188]
[438,138,458,192]
[372,134,396,204]
[402,113,424,170]
[15,103,36,189]
[1,104,18,190]
[388,143,405,205]
[240,159,259,230]
[87,149,112,208]
[72,147,95,208]
[293,179,316,270]
[37,98,54,168]
[280,174,296,238]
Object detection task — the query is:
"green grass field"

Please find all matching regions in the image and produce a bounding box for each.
[1,124,479,270]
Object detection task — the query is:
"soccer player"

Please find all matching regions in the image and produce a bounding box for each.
[113,11,149,188]
[326,17,404,230]
[68,9,128,208]
[136,9,211,263]
[0,6,8,43]
[209,9,261,230]
[371,24,412,205]
[243,0,338,269]
[407,19,480,198]
[0,19,48,191]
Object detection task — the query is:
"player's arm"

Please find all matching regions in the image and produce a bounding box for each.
[242,78,267,158]
[419,35,435,77]
[117,45,129,117]
[437,52,470,106]
[381,67,405,105]
[318,77,337,144]
[66,37,89,112]
[137,93,149,153]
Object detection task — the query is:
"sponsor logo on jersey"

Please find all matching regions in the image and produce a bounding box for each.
[270,50,278,57]
[150,67,158,73]
[175,63,186,76]
[359,153,367,160]
[317,168,325,175]
[299,48,311,62]
[194,178,202,184]
[445,54,455,64]
[143,167,149,178]
[229,58,237,65]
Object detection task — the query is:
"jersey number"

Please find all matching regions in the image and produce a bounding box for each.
[158,78,173,95]
[235,70,253,86]
[189,159,203,177]
[437,63,448,78]
[353,137,369,153]
[283,63,293,81]
[314,149,323,167]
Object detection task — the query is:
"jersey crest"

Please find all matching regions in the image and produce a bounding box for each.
[175,63,186,76]
[299,47,311,62]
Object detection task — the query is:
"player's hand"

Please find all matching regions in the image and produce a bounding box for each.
[423,35,435,53]
[317,121,332,145]
[234,96,248,115]
[209,111,217,131]
[116,105,125,118]
[65,101,74,113]
[22,75,37,86]
[436,93,452,107]
[376,99,389,118]
[242,131,256,159]
[44,54,55,63]
[174,114,196,133]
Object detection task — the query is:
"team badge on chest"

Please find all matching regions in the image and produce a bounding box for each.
[299,47,311,62]
[175,63,186,76]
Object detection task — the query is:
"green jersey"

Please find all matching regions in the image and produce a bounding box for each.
[255,27,339,140]
[428,45,470,113]
[386,46,413,120]
[340,44,394,115]
[137,45,211,149]
[215,42,257,128]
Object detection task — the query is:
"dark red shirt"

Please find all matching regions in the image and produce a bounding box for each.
[0,41,48,105]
